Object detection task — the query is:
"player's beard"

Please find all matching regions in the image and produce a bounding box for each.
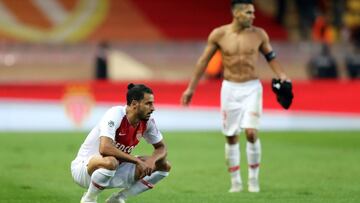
[139,110,152,121]
[243,20,252,28]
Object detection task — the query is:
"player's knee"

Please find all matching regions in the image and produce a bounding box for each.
[226,135,238,144]
[156,159,171,172]
[102,156,119,170]
[245,129,257,143]
[163,160,171,172]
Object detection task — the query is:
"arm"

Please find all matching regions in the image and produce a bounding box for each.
[99,136,154,176]
[99,136,142,164]
[259,29,289,81]
[181,29,220,106]
[268,59,288,81]
[144,140,167,171]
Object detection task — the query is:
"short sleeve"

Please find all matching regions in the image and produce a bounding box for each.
[99,107,123,140]
[143,118,163,144]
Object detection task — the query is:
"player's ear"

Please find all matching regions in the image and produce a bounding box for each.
[231,7,238,16]
[130,100,139,108]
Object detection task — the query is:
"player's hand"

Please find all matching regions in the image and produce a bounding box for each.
[181,89,193,106]
[136,159,153,178]
[279,75,290,83]
[139,156,156,173]
[144,157,156,172]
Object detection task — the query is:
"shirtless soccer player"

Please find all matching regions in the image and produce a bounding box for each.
[181,0,290,193]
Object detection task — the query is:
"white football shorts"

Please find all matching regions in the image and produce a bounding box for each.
[71,157,136,189]
[221,79,263,136]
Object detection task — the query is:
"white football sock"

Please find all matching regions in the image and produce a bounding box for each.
[225,143,242,185]
[84,168,116,200]
[119,171,169,199]
[246,139,261,180]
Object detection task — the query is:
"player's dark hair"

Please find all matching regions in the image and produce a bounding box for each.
[231,0,253,8]
[126,83,153,105]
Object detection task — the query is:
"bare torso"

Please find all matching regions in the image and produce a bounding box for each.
[214,24,265,82]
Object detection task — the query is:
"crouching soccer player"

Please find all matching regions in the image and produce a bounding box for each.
[71,83,171,203]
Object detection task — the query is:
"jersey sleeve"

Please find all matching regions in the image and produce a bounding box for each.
[143,118,163,144]
[98,107,122,140]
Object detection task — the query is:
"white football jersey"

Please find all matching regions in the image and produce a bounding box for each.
[73,106,163,162]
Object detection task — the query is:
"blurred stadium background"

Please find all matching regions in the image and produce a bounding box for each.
[0,0,359,131]
[0,0,360,202]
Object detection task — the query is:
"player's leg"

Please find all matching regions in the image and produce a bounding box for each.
[121,157,171,197]
[241,80,262,192]
[225,135,243,192]
[245,128,261,193]
[220,80,244,192]
[222,110,243,193]
[106,157,171,203]
[81,155,119,203]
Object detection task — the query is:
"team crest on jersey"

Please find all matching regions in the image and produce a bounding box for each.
[108,120,114,128]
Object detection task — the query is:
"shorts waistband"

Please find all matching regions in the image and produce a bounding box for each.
[222,79,261,87]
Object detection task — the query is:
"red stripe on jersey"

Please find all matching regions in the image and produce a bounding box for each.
[249,163,260,169]
[92,181,105,190]
[228,165,240,172]
[114,116,148,154]
[140,179,154,189]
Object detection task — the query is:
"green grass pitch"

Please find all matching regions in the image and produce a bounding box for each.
[0,131,359,203]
